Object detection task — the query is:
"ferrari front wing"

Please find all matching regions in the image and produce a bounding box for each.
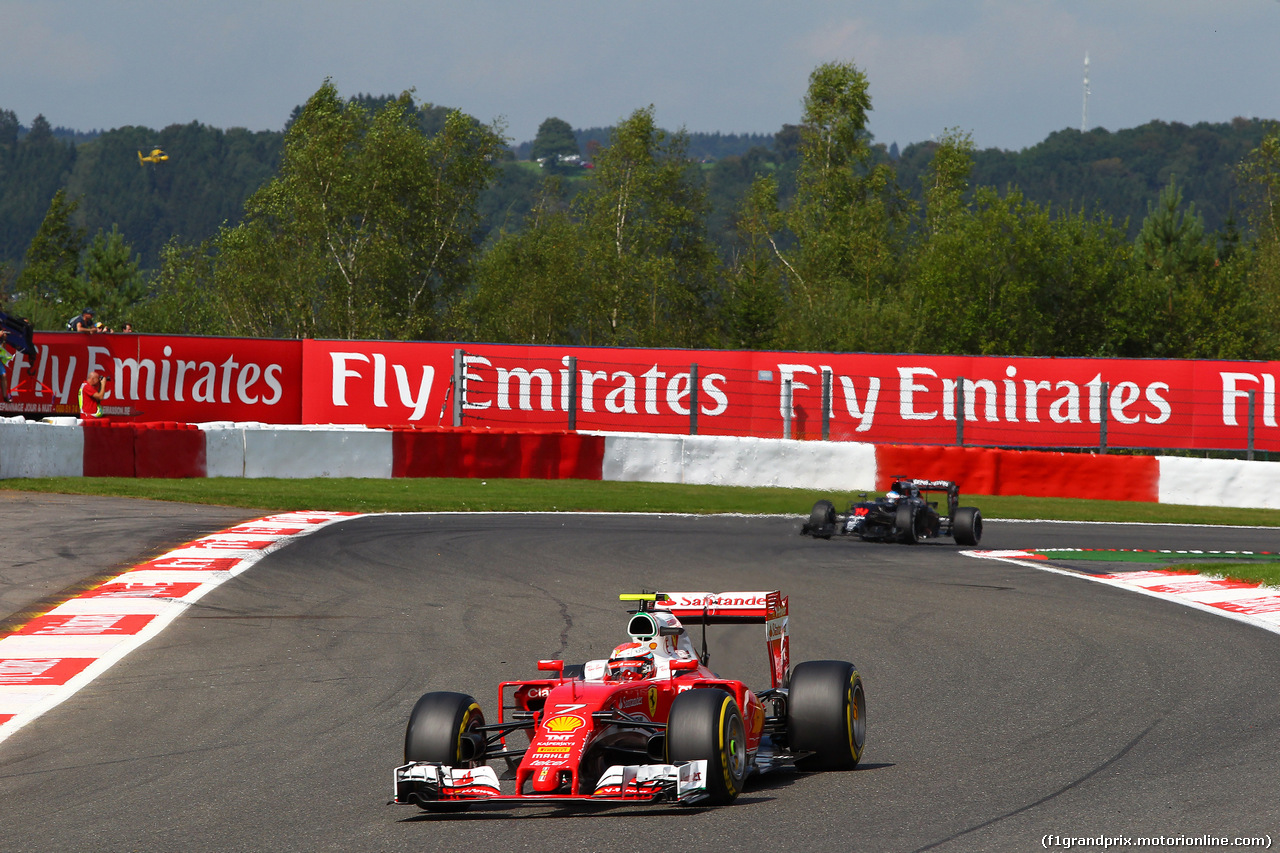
[393,760,711,807]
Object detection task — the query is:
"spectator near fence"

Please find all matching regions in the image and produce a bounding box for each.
[79,370,110,419]
[0,328,13,402]
[67,309,98,332]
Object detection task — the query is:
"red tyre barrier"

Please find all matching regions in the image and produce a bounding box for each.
[82,422,136,477]
[875,444,1159,502]
[392,429,604,480]
[82,422,207,478]
[134,422,207,479]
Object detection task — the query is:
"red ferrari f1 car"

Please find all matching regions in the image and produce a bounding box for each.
[392,590,866,810]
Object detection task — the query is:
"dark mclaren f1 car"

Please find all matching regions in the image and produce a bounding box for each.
[802,477,983,546]
[392,590,865,811]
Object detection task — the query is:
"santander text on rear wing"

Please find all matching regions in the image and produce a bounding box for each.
[653,591,790,689]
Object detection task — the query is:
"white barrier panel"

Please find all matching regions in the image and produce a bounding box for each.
[602,433,878,491]
[0,419,84,478]
[242,426,393,479]
[1158,456,1280,509]
[198,423,247,478]
[601,434,685,483]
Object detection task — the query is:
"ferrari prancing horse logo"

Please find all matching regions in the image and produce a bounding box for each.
[647,686,658,717]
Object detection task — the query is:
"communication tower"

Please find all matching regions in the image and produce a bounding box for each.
[1082,52,1090,132]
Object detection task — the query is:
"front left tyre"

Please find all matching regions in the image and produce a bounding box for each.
[666,688,748,805]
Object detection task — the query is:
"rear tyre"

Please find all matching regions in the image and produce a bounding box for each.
[404,691,485,812]
[952,507,983,546]
[787,660,866,771]
[666,688,748,805]
[894,503,917,544]
[807,500,836,539]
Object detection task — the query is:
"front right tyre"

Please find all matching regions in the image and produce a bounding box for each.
[807,500,836,539]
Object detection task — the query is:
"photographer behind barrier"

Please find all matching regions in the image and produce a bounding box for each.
[0,328,13,403]
[79,370,110,420]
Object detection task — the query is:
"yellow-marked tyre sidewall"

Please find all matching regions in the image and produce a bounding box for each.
[847,672,866,764]
[667,688,747,805]
[715,693,746,799]
[404,691,485,765]
[453,703,482,763]
[788,660,865,771]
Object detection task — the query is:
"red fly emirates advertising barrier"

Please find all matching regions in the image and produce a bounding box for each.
[8,333,1278,452]
[6,333,302,423]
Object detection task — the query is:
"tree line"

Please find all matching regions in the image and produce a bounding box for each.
[2,64,1278,361]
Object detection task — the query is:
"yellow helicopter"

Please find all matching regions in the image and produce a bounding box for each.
[137,148,169,165]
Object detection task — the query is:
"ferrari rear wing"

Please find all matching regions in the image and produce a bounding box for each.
[642,591,786,625]
[625,591,790,688]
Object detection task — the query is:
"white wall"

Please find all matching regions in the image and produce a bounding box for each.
[1158,456,1280,509]
[0,419,84,478]
[601,433,878,491]
[242,425,393,478]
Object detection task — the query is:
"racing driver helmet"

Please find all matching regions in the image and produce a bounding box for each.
[607,642,656,682]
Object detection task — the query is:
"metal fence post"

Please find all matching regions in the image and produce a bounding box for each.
[567,356,578,432]
[955,377,965,446]
[452,348,464,428]
[1248,390,1256,461]
[821,369,832,441]
[1099,381,1109,454]
[689,363,699,436]
[783,379,793,440]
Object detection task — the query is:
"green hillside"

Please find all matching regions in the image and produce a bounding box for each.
[1,66,1277,363]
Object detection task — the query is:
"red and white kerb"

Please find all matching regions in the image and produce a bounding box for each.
[0,511,359,744]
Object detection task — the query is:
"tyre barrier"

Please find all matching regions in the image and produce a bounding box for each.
[1,417,1277,509]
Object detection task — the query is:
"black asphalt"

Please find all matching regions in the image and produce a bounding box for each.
[2,506,1278,852]
[0,491,259,628]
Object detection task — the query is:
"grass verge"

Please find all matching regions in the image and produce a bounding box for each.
[1,477,1279,527]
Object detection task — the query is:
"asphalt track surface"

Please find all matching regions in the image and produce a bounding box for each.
[2,498,1279,852]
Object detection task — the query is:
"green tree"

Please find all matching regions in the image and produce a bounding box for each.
[132,238,229,335]
[74,225,147,327]
[572,107,719,347]
[458,179,591,343]
[529,117,579,164]
[1121,176,1216,355]
[723,174,786,349]
[1235,125,1280,357]
[921,129,974,236]
[903,184,1130,357]
[0,109,18,148]
[772,60,906,352]
[1134,177,1212,276]
[1,120,78,280]
[13,189,85,327]
[192,81,506,339]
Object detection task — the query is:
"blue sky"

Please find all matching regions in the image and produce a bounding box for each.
[3,0,1278,152]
